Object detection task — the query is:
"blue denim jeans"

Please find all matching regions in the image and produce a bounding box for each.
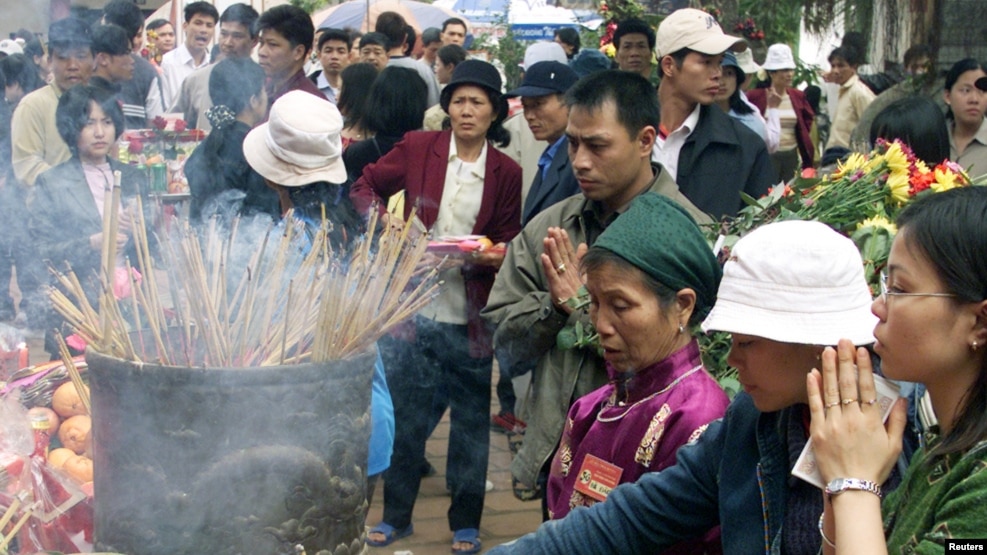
[380,316,492,531]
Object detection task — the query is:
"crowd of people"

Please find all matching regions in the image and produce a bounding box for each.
[1,3,986,554]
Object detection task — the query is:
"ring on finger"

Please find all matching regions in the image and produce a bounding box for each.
[557,263,566,274]
[842,398,858,405]
[825,401,840,409]
[862,398,878,406]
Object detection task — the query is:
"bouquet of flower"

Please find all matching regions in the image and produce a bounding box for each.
[734,16,764,41]
[715,138,975,294]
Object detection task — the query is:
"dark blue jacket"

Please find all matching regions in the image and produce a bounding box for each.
[521,137,579,225]
[675,104,776,219]
[488,394,802,554]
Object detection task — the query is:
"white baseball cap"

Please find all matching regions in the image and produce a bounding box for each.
[656,8,746,58]
[0,39,23,56]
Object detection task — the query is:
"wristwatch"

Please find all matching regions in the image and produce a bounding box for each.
[824,477,882,501]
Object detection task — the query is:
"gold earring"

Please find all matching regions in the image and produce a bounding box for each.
[973,341,980,352]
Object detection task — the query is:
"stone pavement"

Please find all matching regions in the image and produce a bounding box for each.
[365,369,543,555]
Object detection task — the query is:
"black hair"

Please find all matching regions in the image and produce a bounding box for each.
[565,70,658,142]
[101,0,144,40]
[358,32,388,50]
[804,85,822,114]
[945,58,987,92]
[286,182,364,250]
[364,66,427,137]
[196,58,266,185]
[554,27,581,56]
[337,62,377,129]
[613,18,655,51]
[56,84,124,157]
[440,82,510,148]
[0,53,43,95]
[581,248,693,324]
[869,96,949,166]
[184,1,220,24]
[209,57,265,115]
[421,27,441,46]
[318,28,352,51]
[257,5,314,54]
[91,23,131,56]
[20,34,44,60]
[903,44,933,70]
[943,58,987,121]
[220,4,260,39]
[403,25,416,57]
[828,45,864,68]
[441,18,467,33]
[436,44,467,67]
[722,66,754,115]
[146,19,172,34]
[667,47,692,68]
[374,11,407,51]
[895,187,987,461]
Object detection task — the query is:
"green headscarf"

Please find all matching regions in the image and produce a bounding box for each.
[593,193,722,319]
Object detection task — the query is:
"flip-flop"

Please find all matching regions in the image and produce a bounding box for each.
[451,528,481,555]
[366,522,414,547]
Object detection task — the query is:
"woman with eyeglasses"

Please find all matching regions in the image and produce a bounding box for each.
[809,186,987,553]
[943,59,987,179]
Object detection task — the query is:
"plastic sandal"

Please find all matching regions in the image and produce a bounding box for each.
[366,522,414,547]
[452,528,482,555]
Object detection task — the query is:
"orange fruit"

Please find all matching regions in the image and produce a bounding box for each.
[61,454,94,483]
[58,415,91,455]
[48,447,76,469]
[52,382,88,418]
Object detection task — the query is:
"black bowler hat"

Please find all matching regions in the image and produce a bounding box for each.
[977,76,987,92]
[440,59,503,112]
[507,61,578,98]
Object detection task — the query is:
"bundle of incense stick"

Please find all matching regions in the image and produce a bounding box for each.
[48,189,441,367]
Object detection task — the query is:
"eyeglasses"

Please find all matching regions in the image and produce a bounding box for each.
[879,271,957,304]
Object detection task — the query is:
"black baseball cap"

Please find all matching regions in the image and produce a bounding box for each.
[506,61,578,98]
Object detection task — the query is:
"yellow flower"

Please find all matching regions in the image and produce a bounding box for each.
[857,216,898,234]
[932,167,961,192]
[883,141,910,175]
[833,152,867,178]
[604,43,616,58]
[886,171,910,204]
[913,159,930,175]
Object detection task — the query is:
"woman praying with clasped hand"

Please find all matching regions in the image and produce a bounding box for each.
[809,186,987,553]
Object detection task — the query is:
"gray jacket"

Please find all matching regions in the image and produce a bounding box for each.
[482,166,710,488]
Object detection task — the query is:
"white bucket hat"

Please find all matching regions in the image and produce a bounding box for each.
[656,8,746,58]
[0,39,23,56]
[702,220,877,346]
[734,47,761,75]
[243,91,347,187]
[762,43,796,71]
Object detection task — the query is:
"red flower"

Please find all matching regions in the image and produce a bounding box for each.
[800,167,817,179]
[128,140,144,154]
[174,119,187,132]
[152,115,167,131]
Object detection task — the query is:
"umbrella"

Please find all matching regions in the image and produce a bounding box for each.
[313,0,466,33]
[434,0,597,41]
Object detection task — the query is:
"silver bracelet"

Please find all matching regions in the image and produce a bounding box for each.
[818,513,836,549]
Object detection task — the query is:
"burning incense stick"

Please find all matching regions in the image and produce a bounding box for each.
[50,198,437,367]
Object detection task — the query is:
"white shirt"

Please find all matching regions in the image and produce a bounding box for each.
[419,135,487,325]
[652,103,701,181]
[160,44,211,111]
[315,71,340,104]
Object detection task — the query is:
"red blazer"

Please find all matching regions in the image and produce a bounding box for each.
[350,129,523,358]
[746,87,815,168]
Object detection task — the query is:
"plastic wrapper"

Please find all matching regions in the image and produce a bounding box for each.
[0,390,93,554]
